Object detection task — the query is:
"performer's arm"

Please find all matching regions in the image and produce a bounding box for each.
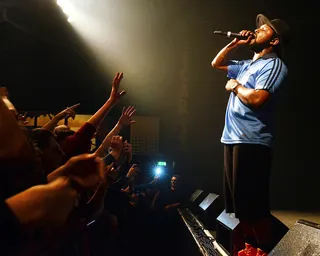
[225,79,270,108]
[211,41,239,72]
[211,30,255,72]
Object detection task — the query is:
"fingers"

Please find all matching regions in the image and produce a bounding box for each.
[239,30,253,37]
[123,142,132,152]
[110,72,125,102]
[68,103,80,110]
[110,136,124,153]
[65,109,76,119]
[111,135,123,144]
[239,30,255,42]
[113,72,124,85]
[65,103,79,119]
[118,90,126,97]
[124,106,136,116]
[113,73,118,84]
[115,72,123,81]
[131,165,139,172]
[121,106,136,125]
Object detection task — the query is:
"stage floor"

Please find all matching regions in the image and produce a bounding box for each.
[271,210,320,229]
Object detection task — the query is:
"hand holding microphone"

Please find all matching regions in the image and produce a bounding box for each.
[214,30,255,43]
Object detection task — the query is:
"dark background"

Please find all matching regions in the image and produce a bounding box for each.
[0,0,317,211]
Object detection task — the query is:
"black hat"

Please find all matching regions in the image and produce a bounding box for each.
[256,14,290,46]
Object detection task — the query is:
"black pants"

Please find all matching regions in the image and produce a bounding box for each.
[223,144,272,219]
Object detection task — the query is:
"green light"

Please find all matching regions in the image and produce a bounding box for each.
[157,161,166,166]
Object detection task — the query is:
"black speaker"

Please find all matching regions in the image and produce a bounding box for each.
[269,219,320,256]
[197,192,223,230]
[216,209,243,256]
[190,189,206,205]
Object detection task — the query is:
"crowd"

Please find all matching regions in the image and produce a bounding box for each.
[0,73,188,256]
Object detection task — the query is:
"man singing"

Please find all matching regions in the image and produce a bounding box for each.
[211,13,290,255]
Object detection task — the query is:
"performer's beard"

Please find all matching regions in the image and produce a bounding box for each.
[249,40,272,54]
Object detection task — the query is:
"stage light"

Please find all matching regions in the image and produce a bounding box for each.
[63,7,71,15]
[56,0,64,7]
[155,167,163,176]
[56,0,74,22]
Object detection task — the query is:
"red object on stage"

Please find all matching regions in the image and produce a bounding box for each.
[237,243,257,256]
[256,248,268,256]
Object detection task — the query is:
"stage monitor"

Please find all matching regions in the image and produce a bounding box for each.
[197,192,223,230]
[187,189,208,216]
[190,189,204,203]
[199,193,219,211]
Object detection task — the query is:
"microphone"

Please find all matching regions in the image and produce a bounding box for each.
[213,31,252,40]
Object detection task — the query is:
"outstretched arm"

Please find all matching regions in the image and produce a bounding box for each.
[5,177,77,228]
[42,103,80,132]
[94,106,136,158]
[87,72,125,130]
[60,73,126,158]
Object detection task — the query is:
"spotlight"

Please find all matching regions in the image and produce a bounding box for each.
[56,0,64,7]
[155,167,163,176]
[63,7,71,15]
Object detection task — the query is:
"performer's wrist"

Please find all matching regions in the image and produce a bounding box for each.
[232,82,241,93]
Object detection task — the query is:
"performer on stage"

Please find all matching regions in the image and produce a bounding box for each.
[211,14,290,255]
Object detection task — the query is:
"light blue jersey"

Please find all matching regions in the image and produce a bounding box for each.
[221,53,288,148]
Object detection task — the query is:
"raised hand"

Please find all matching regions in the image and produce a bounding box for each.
[232,30,255,45]
[110,72,126,102]
[50,153,105,190]
[126,164,139,179]
[110,135,124,160]
[55,103,80,120]
[118,106,136,126]
[42,103,80,132]
[17,112,29,125]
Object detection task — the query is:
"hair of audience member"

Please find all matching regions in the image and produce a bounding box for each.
[31,128,65,174]
[54,125,75,142]
[32,128,57,149]
[172,174,181,180]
